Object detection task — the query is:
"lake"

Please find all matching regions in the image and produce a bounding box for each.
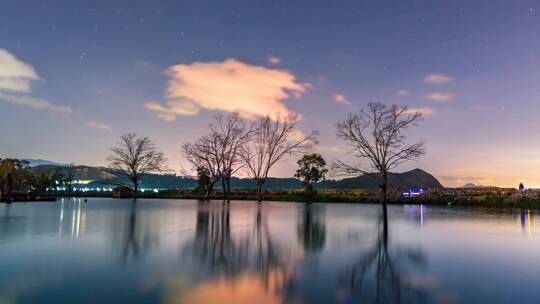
[0,198,539,303]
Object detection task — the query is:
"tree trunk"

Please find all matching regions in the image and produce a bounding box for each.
[225,177,231,202]
[221,178,227,200]
[203,182,214,200]
[6,173,13,203]
[203,188,210,200]
[132,177,138,199]
[256,180,264,202]
[379,170,388,203]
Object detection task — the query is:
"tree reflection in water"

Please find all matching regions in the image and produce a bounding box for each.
[341,208,429,303]
[118,199,157,263]
[297,203,326,254]
[183,202,434,303]
[185,201,294,294]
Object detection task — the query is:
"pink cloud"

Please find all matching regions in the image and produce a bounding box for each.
[396,89,409,97]
[87,121,111,131]
[146,59,308,121]
[424,73,455,85]
[404,107,438,116]
[425,92,455,102]
[334,94,352,106]
[267,55,282,65]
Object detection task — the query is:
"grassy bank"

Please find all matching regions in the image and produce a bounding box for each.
[56,189,540,209]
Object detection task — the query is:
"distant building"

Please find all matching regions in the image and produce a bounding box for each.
[444,187,517,195]
[400,188,426,198]
[112,186,133,198]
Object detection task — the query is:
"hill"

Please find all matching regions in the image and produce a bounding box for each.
[24,159,67,167]
[32,163,443,190]
[461,183,497,189]
[316,169,443,190]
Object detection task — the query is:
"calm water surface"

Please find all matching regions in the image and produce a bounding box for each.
[1,198,539,303]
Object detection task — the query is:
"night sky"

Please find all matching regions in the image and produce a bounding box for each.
[1,0,539,187]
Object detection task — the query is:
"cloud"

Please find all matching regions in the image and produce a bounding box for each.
[288,128,308,141]
[0,92,72,113]
[334,94,352,106]
[144,100,199,121]
[267,55,282,65]
[425,92,455,101]
[87,121,111,131]
[396,89,409,97]
[0,49,72,114]
[423,73,455,85]
[0,49,39,93]
[404,107,438,116]
[146,58,309,121]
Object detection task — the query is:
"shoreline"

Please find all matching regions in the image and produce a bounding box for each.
[6,190,540,210]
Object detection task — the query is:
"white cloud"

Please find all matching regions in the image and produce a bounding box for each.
[146,58,309,121]
[334,94,352,106]
[0,78,32,93]
[0,92,72,113]
[425,92,455,102]
[423,73,455,85]
[87,121,111,131]
[0,49,39,92]
[267,55,282,65]
[0,49,72,114]
[396,89,409,97]
[404,107,438,116]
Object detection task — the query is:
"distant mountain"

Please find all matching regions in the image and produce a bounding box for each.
[461,183,498,189]
[317,169,443,190]
[32,163,443,190]
[24,159,67,167]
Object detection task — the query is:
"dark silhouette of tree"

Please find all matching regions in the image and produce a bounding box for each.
[210,113,250,201]
[295,154,328,193]
[182,134,222,200]
[32,166,61,193]
[183,113,250,201]
[0,159,32,202]
[334,103,425,227]
[108,133,167,197]
[241,113,318,202]
[196,166,213,198]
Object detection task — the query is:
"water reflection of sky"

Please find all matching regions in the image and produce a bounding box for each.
[1,199,540,303]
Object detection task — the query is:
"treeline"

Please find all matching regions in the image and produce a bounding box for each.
[0,159,77,202]
[107,102,426,204]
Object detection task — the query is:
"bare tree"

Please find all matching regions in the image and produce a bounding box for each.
[182,113,250,201]
[334,102,425,206]
[181,133,222,200]
[108,133,167,197]
[210,113,250,200]
[241,113,318,202]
